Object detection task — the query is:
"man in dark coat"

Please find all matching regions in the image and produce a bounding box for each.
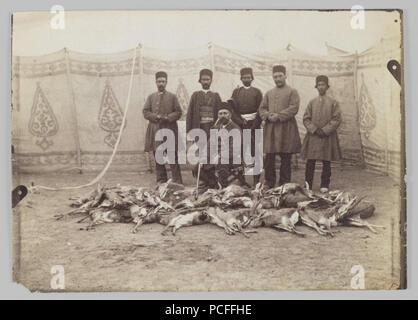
[143,71,183,184]
[196,101,244,190]
[231,67,263,186]
[187,69,222,187]
[212,101,245,188]
[186,68,222,136]
[259,65,302,188]
[301,75,342,192]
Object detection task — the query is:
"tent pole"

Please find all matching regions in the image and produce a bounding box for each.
[64,48,83,174]
[208,42,215,72]
[138,44,152,173]
[287,46,298,169]
[353,51,366,168]
[287,45,294,87]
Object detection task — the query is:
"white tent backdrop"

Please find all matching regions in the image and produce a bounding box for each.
[11,40,402,180]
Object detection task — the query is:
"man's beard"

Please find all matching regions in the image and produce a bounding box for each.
[158,86,165,92]
[275,81,285,87]
[201,84,211,90]
[218,117,229,124]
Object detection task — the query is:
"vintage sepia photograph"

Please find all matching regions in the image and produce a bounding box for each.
[11,9,405,292]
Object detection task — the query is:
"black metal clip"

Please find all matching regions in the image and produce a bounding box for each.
[387,60,402,86]
[12,185,28,208]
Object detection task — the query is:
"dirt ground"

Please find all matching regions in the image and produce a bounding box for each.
[12,166,402,292]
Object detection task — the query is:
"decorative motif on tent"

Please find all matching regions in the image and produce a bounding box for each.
[293,59,354,74]
[358,73,376,138]
[214,55,275,74]
[15,152,77,167]
[70,58,140,77]
[358,53,381,67]
[142,56,210,75]
[14,151,145,167]
[98,79,124,148]
[16,60,67,78]
[28,82,59,151]
[81,151,144,166]
[176,78,190,120]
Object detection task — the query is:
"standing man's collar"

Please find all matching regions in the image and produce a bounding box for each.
[201,89,211,94]
[243,86,252,90]
[318,93,327,102]
[275,83,287,89]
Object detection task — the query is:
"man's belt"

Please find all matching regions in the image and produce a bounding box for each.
[241,112,257,121]
[200,117,214,123]
[200,105,214,124]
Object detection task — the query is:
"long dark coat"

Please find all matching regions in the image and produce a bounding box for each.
[258,85,302,154]
[301,95,342,161]
[186,91,222,133]
[231,86,263,129]
[143,91,182,152]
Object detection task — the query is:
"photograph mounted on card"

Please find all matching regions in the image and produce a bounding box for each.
[11,9,405,292]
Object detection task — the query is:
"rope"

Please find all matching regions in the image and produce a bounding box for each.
[33,47,138,191]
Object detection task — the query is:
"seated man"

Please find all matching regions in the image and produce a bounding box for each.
[194,101,246,191]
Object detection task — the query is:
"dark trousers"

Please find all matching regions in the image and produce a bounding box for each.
[154,152,183,185]
[193,164,218,189]
[305,159,331,190]
[264,153,292,188]
[242,122,261,185]
[217,164,246,188]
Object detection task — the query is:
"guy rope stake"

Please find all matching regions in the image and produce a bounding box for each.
[195,163,202,200]
[194,117,221,199]
[31,45,139,191]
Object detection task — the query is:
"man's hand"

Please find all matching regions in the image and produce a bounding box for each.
[268,113,281,123]
[315,128,326,137]
[157,114,169,123]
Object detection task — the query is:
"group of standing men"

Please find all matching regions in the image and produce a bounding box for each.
[143,65,343,193]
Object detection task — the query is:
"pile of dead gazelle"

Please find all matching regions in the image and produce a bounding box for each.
[55,180,382,237]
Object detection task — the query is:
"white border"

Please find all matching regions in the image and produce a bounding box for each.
[1,0,415,300]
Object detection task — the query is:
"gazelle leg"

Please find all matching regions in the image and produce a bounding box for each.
[301,215,333,237]
[132,218,144,234]
[344,218,385,234]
